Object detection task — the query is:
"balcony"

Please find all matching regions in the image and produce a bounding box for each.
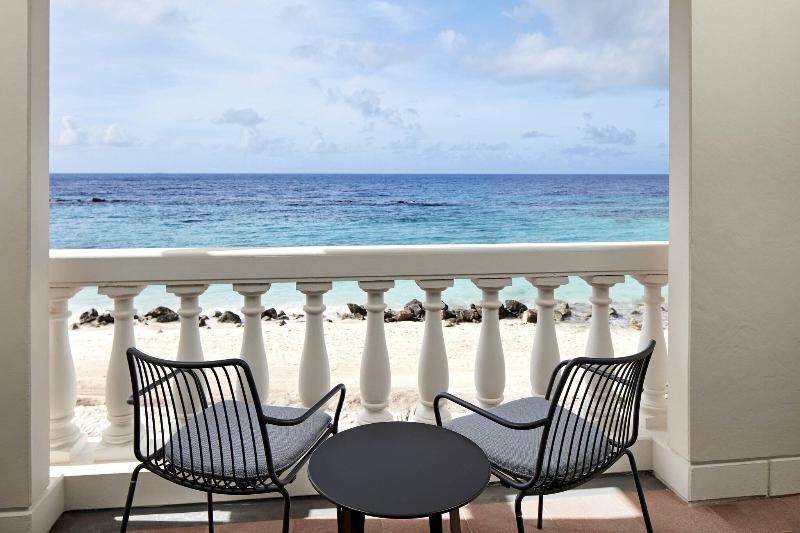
[47,241,668,512]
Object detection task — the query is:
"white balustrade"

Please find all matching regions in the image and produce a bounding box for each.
[234,283,271,400]
[527,276,568,396]
[414,279,454,423]
[49,287,87,463]
[472,277,511,408]
[48,243,669,466]
[297,282,332,407]
[582,275,625,357]
[635,274,669,429]
[358,280,394,424]
[95,285,144,460]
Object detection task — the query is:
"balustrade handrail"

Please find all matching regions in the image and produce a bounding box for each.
[49,241,667,286]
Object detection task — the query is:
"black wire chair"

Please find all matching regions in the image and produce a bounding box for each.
[121,347,345,533]
[435,340,656,533]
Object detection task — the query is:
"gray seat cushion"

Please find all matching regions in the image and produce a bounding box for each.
[445,397,612,481]
[162,400,331,479]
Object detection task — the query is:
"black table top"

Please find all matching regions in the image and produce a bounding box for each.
[308,422,490,519]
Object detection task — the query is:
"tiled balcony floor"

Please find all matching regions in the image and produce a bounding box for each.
[52,473,800,533]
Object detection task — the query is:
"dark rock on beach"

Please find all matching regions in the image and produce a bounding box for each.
[218,310,241,324]
[554,302,571,321]
[347,303,367,316]
[198,315,209,327]
[145,306,179,323]
[96,312,114,325]
[525,309,538,323]
[609,307,620,318]
[403,299,425,320]
[395,310,415,322]
[504,299,528,318]
[79,308,99,324]
[261,308,279,320]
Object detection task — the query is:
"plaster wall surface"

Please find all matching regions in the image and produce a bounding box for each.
[672,0,800,464]
[0,0,50,515]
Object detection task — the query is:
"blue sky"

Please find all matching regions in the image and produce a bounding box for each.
[50,0,668,174]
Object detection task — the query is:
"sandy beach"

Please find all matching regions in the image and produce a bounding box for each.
[71,315,649,435]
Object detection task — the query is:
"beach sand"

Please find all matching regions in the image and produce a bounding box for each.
[71,317,646,435]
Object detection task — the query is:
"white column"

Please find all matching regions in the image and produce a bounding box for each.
[527,276,568,397]
[166,284,208,364]
[634,274,669,430]
[357,281,394,424]
[297,282,332,407]
[581,275,625,357]
[95,285,144,460]
[49,287,87,463]
[233,283,271,401]
[472,278,511,408]
[414,279,454,423]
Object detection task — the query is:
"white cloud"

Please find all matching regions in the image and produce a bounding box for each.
[366,1,418,31]
[522,130,548,139]
[57,0,191,27]
[435,30,467,54]
[308,128,343,154]
[214,108,266,127]
[327,87,420,131]
[294,39,406,72]
[239,129,288,155]
[562,144,632,157]
[54,116,88,147]
[103,124,136,146]
[479,0,667,91]
[583,123,636,145]
[450,142,508,152]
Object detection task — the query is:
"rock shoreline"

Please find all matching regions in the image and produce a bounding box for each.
[73,299,663,331]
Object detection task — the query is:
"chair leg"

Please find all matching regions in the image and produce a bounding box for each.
[280,488,291,533]
[625,450,654,533]
[207,492,214,533]
[514,492,525,533]
[120,463,144,533]
[537,494,544,530]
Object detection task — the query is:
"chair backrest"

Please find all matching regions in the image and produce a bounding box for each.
[532,340,655,488]
[126,348,278,491]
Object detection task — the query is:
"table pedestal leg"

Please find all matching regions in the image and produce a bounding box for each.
[429,513,443,533]
[449,508,462,533]
[341,508,365,533]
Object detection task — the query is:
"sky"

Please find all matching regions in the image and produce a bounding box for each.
[50,0,668,174]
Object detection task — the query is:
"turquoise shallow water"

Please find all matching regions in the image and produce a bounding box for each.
[50,174,668,314]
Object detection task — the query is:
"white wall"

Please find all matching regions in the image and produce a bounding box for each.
[668,0,800,499]
[0,0,54,530]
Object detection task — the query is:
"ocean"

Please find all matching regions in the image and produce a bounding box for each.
[50,174,668,315]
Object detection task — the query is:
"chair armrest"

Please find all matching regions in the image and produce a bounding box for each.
[126,368,207,408]
[433,392,548,431]
[261,384,346,429]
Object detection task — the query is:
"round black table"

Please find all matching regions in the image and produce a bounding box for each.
[308,422,489,533]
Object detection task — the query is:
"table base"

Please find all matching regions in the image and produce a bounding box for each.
[337,507,462,533]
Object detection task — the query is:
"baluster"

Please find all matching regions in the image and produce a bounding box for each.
[95,285,144,460]
[581,275,625,357]
[526,276,568,397]
[166,284,208,363]
[634,274,669,429]
[49,287,87,463]
[234,283,271,401]
[166,284,208,424]
[413,279,453,423]
[297,282,332,407]
[472,278,511,408]
[357,280,394,424]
